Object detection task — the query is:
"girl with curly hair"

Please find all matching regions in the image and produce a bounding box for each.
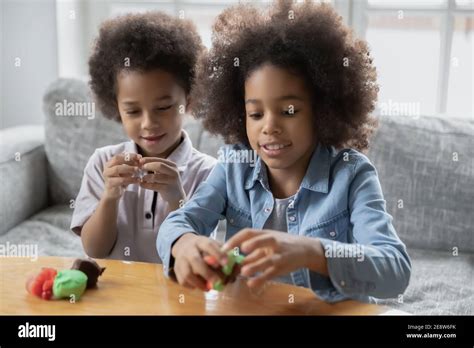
[158,1,411,303]
[71,12,216,263]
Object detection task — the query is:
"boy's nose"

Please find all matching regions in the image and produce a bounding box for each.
[142,111,158,129]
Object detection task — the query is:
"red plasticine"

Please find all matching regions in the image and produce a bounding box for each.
[26,268,57,300]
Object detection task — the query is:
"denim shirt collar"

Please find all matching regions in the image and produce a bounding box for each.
[244,143,330,194]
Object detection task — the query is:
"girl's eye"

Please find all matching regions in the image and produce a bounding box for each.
[248,113,263,119]
[282,109,299,116]
[126,110,140,115]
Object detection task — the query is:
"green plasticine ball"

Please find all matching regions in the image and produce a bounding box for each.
[215,250,245,291]
[52,270,88,300]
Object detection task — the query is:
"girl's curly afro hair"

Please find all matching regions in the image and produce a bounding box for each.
[89,11,204,122]
[191,0,379,152]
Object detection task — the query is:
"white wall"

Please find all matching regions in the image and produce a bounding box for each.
[1,0,58,129]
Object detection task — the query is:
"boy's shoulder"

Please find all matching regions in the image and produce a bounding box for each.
[188,147,218,172]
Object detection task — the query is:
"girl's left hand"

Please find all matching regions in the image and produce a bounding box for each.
[222,228,324,289]
[138,157,186,210]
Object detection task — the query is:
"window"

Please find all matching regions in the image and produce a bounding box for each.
[352,0,473,119]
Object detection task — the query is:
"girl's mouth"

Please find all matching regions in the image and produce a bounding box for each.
[260,143,291,157]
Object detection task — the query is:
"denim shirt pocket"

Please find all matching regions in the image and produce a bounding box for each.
[304,210,350,242]
[225,204,253,237]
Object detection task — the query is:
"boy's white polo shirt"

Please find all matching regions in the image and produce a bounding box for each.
[70,130,217,263]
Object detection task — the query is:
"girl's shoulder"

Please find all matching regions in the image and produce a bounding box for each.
[327,146,378,182]
[329,146,372,168]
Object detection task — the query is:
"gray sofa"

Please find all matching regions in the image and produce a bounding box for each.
[1,78,472,314]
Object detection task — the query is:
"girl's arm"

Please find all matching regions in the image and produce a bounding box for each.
[312,156,412,300]
[157,161,228,277]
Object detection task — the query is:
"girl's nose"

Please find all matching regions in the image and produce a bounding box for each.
[262,113,281,135]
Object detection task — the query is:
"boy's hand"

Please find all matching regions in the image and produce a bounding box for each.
[102,153,141,200]
[138,157,186,209]
[222,228,328,289]
[171,233,228,291]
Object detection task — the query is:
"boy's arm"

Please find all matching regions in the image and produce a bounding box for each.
[80,195,119,258]
[310,156,412,300]
[71,151,138,258]
[157,162,227,277]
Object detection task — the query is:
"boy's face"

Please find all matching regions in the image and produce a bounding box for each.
[116,69,187,158]
[244,63,316,172]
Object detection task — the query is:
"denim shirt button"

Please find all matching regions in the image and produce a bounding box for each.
[340,280,346,287]
[229,218,234,224]
[329,231,336,237]
[289,216,296,222]
[264,207,271,213]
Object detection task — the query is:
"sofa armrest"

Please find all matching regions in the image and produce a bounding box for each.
[0,125,47,235]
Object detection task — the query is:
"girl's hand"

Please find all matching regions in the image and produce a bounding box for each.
[222,228,328,289]
[171,233,228,291]
[102,153,141,200]
[138,157,186,210]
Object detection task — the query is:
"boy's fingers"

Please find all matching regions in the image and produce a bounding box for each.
[140,157,177,168]
[104,164,138,177]
[141,173,170,184]
[106,177,138,188]
[142,162,177,176]
[108,153,141,167]
[222,228,260,252]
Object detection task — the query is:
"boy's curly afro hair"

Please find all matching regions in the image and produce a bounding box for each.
[191,0,379,152]
[89,11,204,122]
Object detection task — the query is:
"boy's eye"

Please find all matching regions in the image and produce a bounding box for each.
[126,110,140,115]
[155,105,173,111]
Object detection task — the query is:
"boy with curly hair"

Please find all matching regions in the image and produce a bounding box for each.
[71,12,216,263]
[157,1,411,303]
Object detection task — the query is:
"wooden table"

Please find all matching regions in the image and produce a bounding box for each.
[0,257,393,315]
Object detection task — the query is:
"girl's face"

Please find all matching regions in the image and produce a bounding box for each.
[244,63,316,172]
[116,69,187,158]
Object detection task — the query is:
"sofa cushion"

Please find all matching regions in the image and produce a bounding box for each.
[0,126,48,235]
[43,79,127,205]
[377,248,473,315]
[0,204,85,258]
[368,115,474,253]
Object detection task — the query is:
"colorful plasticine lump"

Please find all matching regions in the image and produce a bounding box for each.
[204,250,245,291]
[26,259,106,301]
